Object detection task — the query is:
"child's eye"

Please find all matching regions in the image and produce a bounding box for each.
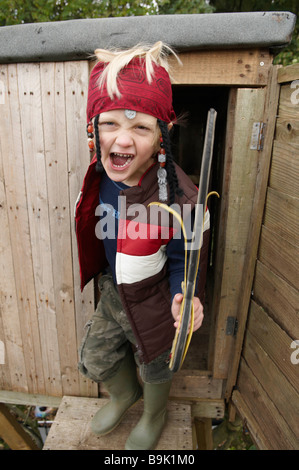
[136,125,151,132]
[99,121,117,130]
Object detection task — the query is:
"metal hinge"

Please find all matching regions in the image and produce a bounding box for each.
[226,316,239,337]
[250,122,266,151]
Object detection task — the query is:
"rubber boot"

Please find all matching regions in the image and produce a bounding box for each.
[125,380,172,450]
[91,352,142,436]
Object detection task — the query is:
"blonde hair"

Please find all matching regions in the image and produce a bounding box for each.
[94,41,180,100]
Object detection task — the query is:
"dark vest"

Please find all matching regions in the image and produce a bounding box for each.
[75,158,209,363]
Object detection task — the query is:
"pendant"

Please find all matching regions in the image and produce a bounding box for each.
[124,109,136,120]
[157,167,168,202]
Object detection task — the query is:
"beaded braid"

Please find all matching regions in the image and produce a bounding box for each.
[94,114,104,173]
[158,119,183,205]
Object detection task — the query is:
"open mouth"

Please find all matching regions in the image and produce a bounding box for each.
[110,152,134,169]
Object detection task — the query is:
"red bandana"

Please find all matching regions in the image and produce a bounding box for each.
[86,58,175,124]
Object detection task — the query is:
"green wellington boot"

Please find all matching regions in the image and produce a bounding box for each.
[91,352,142,436]
[125,380,172,450]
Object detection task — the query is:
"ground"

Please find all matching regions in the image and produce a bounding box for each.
[0,404,255,450]
[213,414,256,450]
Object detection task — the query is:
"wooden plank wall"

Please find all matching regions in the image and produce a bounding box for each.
[232,64,299,450]
[0,61,97,398]
[210,86,268,379]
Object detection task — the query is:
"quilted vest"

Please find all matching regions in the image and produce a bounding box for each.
[75,157,209,363]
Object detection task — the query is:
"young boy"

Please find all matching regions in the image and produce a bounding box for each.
[75,42,207,450]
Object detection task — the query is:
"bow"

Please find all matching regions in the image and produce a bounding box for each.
[169,108,218,372]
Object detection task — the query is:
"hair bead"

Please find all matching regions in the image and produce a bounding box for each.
[87,123,94,134]
[88,140,95,151]
[86,121,95,152]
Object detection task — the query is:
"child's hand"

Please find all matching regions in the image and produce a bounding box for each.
[171,294,204,332]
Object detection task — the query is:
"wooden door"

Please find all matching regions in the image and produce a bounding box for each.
[231,64,299,450]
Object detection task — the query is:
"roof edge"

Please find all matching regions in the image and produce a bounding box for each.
[0,11,296,64]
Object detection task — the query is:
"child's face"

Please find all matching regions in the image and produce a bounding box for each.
[98,110,159,186]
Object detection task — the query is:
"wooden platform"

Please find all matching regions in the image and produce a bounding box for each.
[43,396,193,450]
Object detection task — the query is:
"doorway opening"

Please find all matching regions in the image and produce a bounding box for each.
[172,85,229,371]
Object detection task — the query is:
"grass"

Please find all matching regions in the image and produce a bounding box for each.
[213,414,256,450]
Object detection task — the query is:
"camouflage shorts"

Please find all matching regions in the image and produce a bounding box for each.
[78,274,173,384]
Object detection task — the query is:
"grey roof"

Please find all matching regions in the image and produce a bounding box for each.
[0,11,296,63]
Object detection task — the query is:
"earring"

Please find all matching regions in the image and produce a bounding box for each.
[87,121,95,152]
[157,134,168,202]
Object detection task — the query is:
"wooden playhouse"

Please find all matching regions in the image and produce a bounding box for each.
[0,12,298,450]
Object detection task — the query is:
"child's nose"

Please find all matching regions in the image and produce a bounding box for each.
[115,131,133,147]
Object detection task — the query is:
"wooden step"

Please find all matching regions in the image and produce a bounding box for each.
[43,396,193,450]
